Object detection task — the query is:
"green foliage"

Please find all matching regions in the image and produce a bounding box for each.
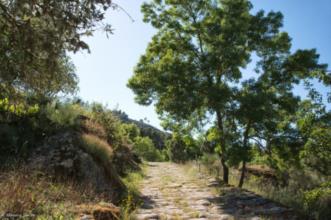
[113,110,169,149]
[300,127,331,176]
[200,153,219,168]
[166,135,187,163]
[133,136,164,162]
[166,133,201,163]
[90,103,122,146]
[303,182,331,220]
[43,101,86,129]
[0,98,41,161]
[119,123,141,144]
[0,0,115,99]
[0,98,39,117]
[120,168,146,220]
[128,0,328,184]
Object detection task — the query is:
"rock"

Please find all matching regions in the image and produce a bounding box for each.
[196,199,210,206]
[29,131,124,200]
[79,214,94,220]
[168,183,182,188]
[135,213,160,219]
[219,214,234,220]
[60,158,74,169]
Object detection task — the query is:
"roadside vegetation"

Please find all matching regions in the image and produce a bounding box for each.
[128,0,331,219]
[0,0,330,219]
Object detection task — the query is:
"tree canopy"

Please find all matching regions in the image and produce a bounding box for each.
[0,0,114,99]
[128,0,330,184]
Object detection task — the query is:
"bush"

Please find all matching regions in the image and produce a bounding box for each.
[90,103,122,146]
[304,181,331,220]
[300,127,331,176]
[133,137,164,162]
[234,166,331,220]
[119,123,140,144]
[43,102,86,129]
[166,136,188,163]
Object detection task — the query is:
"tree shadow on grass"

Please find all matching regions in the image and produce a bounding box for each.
[206,183,297,220]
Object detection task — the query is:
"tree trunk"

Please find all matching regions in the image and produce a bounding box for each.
[216,110,229,184]
[238,160,246,188]
[221,157,229,184]
[238,121,251,188]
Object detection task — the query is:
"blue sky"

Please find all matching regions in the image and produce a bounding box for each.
[70,0,331,129]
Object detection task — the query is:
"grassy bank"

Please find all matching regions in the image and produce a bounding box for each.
[185,156,331,220]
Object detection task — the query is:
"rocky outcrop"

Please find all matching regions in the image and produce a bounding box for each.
[112,144,141,176]
[29,131,125,201]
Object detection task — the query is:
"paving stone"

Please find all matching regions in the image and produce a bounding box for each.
[134,162,295,220]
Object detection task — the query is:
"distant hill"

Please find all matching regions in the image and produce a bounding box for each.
[112,110,170,149]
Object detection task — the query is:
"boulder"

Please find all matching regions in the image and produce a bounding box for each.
[29,131,125,201]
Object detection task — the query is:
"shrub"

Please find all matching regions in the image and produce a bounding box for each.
[300,127,331,176]
[43,101,86,129]
[119,123,140,144]
[90,103,122,146]
[133,137,164,162]
[304,181,331,220]
[166,136,188,163]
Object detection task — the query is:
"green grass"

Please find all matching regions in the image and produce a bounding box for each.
[120,165,146,220]
[193,159,331,219]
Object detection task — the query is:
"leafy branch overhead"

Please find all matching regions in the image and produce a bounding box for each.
[0,0,114,98]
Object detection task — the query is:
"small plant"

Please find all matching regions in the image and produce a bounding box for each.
[120,169,145,219]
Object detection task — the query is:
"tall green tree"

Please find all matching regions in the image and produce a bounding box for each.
[128,0,329,182]
[128,0,298,183]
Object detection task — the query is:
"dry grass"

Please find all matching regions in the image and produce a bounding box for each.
[0,168,104,219]
[81,133,113,165]
[82,119,107,140]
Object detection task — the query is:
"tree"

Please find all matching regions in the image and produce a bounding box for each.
[133,136,163,162]
[128,0,298,183]
[119,123,141,144]
[297,100,331,175]
[0,0,114,99]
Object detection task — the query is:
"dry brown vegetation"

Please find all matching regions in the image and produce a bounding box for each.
[0,168,104,218]
[81,133,114,163]
[82,118,108,140]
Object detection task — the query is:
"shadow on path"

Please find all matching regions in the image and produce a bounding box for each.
[206,183,296,220]
[134,162,297,220]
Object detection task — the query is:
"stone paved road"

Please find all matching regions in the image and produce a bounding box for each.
[134,162,295,220]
